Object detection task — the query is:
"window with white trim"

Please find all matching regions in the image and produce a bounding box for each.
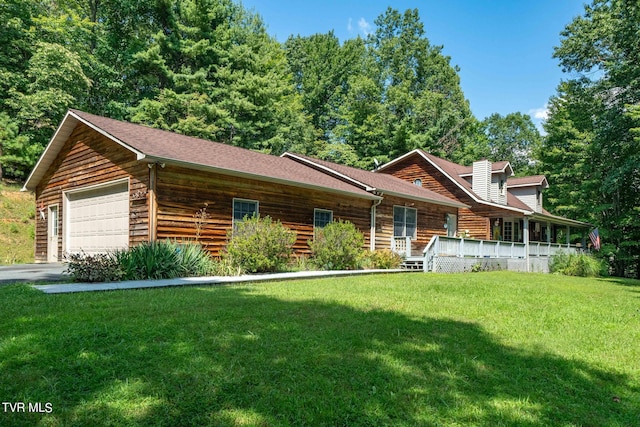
[233,198,258,226]
[393,206,417,238]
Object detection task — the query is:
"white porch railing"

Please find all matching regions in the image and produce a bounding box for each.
[421,235,585,272]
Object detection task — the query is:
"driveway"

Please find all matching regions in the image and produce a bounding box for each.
[0,263,70,285]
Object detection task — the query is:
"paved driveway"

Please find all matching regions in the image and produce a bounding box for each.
[0,263,70,285]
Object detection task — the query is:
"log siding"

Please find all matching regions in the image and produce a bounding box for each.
[379,155,522,240]
[34,123,149,262]
[155,164,374,256]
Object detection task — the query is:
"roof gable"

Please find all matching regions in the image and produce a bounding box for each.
[282,152,468,208]
[23,110,377,200]
[376,149,531,214]
[507,175,549,189]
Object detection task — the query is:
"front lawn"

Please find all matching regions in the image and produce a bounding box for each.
[1,272,638,426]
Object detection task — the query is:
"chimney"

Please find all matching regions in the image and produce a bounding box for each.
[472,159,492,200]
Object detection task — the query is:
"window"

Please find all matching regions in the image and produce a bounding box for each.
[233,198,258,226]
[504,221,513,242]
[314,209,333,229]
[446,213,457,237]
[413,178,422,187]
[393,206,417,238]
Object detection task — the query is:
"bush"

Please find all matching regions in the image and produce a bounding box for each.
[365,249,403,269]
[119,240,217,280]
[65,251,125,282]
[308,220,365,270]
[550,252,606,277]
[224,215,296,273]
[67,240,217,282]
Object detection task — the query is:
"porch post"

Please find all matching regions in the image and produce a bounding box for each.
[523,217,530,272]
[546,222,551,243]
[566,225,570,248]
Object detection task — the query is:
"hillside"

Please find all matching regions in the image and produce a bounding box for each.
[0,181,35,264]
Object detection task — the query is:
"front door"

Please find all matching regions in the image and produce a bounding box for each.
[48,205,59,262]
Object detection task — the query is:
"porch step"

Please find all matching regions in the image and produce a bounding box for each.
[401,257,424,270]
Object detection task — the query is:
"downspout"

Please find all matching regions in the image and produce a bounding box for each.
[523,216,530,272]
[148,163,158,242]
[370,197,383,251]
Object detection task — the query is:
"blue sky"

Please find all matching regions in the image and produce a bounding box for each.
[240,0,587,131]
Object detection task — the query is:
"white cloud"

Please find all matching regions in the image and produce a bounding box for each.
[347,18,353,33]
[358,17,372,36]
[528,106,549,121]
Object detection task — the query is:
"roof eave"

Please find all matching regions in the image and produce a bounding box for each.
[22,110,146,192]
[143,156,381,201]
[378,188,469,208]
[281,152,375,192]
[529,212,591,227]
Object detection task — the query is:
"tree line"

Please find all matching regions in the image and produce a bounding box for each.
[0,0,637,276]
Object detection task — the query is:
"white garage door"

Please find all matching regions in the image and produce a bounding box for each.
[66,181,129,254]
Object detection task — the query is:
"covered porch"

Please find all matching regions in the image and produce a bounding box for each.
[390,213,590,272]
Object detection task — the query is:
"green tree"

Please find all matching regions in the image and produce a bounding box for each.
[480,112,542,173]
[130,0,314,154]
[544,0,640,277]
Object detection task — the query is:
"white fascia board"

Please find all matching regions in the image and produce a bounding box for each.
[22,110,146,192]
[529,212,591,227]
[378,189,468,209]
[22,111,77,191]
[375,149,422,172]
[68,111,146,160]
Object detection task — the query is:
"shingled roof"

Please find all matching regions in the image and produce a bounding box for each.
[23,110,376,199]
[282,153,468,208]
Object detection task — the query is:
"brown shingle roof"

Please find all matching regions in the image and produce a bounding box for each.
[24,109,376,199]
[283,152,467,208]
[507,175,549,188]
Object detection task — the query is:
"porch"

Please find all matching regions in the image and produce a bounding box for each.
[391,235,585,272]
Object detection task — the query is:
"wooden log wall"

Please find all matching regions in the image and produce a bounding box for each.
[380,155,523,240]
[34,123,149,262]
[374,195,458,253]
[155,165,374,257]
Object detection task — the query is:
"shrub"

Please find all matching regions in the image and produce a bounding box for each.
[119,240,217,280]
[67,240,217,282]
[224,215,296,273]
[118,240,183,280]
[550,252,606,277]
[65,251,125,282]
[174,241,217,277]
[308,220,365,270]
[365,249,403,269]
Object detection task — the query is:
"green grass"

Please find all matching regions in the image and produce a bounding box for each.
[1,272,639,426]
[0,181,35,264]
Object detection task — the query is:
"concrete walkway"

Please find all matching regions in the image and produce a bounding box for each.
[0,263,69,285]
[33,269,406,294]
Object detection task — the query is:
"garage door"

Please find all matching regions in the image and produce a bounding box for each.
[66,181,129,254]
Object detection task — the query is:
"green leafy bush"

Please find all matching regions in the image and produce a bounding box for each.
[65,251,125,282]
[67,240,217,282]
[308,220,365,270]
[550,252,606,277]
[365,249,403,269]
[224,215,296,273]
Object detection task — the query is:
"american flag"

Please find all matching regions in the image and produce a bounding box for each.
[589,228,601,251]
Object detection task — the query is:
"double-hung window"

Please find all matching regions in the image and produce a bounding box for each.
[393,206,417,238]
[233,198,258,227]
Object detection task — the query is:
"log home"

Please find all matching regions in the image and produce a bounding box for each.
[23,110,466,263]
[375,149,590,269]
